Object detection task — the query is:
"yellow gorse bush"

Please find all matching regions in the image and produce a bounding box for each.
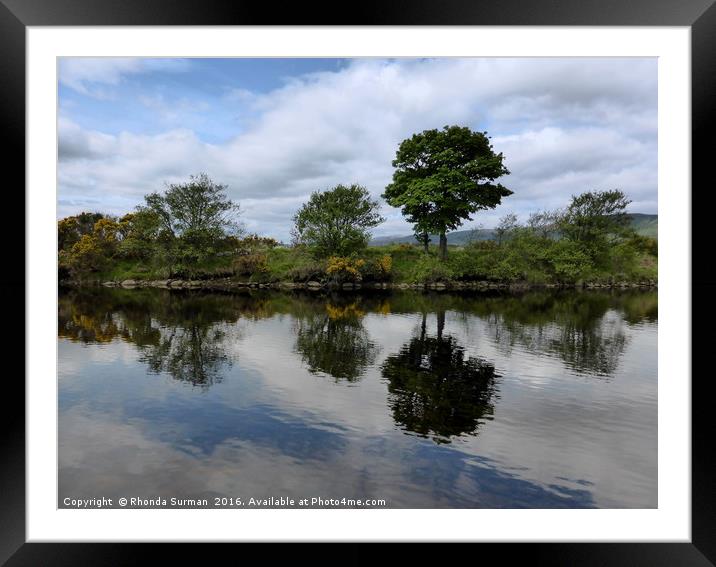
[325,256,365,281]
[375,254,392,276]
[93,217,120,243]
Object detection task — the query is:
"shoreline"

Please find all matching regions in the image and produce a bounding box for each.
[63,278,658,292]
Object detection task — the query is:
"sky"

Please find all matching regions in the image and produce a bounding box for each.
[58,57,657,241]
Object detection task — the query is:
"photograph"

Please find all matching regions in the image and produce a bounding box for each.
[56,56,659,510]
[3,0,708,558]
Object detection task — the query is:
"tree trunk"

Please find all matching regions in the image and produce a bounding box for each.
[439,231,448,260]
[437,310,445,341]
[422,232,429,254]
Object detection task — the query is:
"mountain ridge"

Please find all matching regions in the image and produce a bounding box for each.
[370,213,658,246]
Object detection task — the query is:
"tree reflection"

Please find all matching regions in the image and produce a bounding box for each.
[476,292,630,376]
[59,287,654,388]
[137,325,230,387]
[58,288,243,388]
[382,311,498,443]
[294,297,379,382]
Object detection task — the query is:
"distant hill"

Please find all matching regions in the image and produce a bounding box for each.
[370,213,657,246]
[626,213,658,238]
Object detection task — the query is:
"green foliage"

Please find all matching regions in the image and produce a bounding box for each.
[558,189,632,258]
[627,213,658,238]
[135,173,242,277]
[626,233,658,257]
[57,182,655,287]
[407,254,455,283]
[383,125,512,259]
[232,253,269,276]
[141,172,241,239]
[260,247,323,283]
[293,184,384,257]
[549,240,593,283]
[116,210,164,260]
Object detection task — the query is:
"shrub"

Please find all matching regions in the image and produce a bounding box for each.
[626,234,658,257]
[447,248,494,280]
[326,256,366,283]
[287,262,324,282]
[407,255,454,283]
[548,240,592,283]
[67,234,108,273]
[235,234,280,254]
[360,254,393,282]
[232,253,269,276]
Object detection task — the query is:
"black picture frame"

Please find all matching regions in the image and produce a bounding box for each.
[2,0,713,563]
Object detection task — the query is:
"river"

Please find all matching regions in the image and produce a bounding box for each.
[58,287,657,508]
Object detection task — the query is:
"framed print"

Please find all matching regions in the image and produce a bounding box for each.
[3,0,714,563]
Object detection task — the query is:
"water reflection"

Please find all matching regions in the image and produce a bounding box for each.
[294,297,380,382]
[60,292,655,435]
[473,292,632,376]
[58,287,656,388]
[58,287,657,508]
[382,311,498,443]
[138,325,231,387]
[59,289,243,387]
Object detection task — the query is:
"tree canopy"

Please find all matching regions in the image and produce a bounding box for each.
[137,173,242,275]
[558,189,633,248]
[383,125,512,259]
[141,172,241,241]
[292,184,384,257]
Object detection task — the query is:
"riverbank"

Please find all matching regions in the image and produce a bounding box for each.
[65,277,658,291]
[61,236,658,293]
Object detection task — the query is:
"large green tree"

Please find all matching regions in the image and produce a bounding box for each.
[292,184,384,257]
[383,125,512,260]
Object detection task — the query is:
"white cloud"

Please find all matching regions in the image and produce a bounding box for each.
[58,58,657,240]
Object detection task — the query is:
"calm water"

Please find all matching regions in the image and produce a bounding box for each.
[58,287,657,508]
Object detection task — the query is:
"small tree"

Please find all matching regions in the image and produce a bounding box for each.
[526,210,560,239]
[139,173,242,274]
[292,184,384,257]
[558,190,633,261]
[141,173,241,241]
[495,213,518,245]
[383,125,512,260]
